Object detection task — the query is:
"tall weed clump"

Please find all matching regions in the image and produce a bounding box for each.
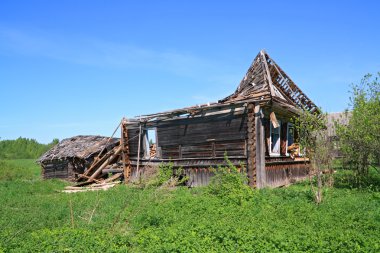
[207,156,254,205]
[144,162,188,188]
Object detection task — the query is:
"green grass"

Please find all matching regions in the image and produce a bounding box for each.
[0,159,380,252]
[0,159,41,181]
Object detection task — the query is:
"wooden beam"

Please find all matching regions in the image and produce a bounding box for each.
[88,146,122,182]
[270,111,279,128]
[255,104,266,188]
[260,50,276,98]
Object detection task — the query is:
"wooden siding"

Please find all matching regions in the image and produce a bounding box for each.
[127,127,144,158]
[265,157,309,187]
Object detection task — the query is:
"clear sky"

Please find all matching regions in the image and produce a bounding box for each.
[0,0,379,143]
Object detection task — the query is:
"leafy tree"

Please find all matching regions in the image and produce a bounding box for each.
[336,73,380,185]
[293,110,333,204]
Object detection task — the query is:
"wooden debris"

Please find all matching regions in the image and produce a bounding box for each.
[287,143,300,159]
[63,182,121,193]
[67,120,133,190]
[270,111,279,128]
[150,144,156,158]
[104,173,122,183]
[121,119,132,183]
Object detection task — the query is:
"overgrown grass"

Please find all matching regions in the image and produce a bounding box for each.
[0,159,41,181]
[0,159,379,252]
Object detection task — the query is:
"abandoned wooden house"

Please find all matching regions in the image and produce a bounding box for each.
[38,135,119,180]
[121,50,320,188]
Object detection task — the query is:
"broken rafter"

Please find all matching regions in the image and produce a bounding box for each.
[131,97,270,123]
[219,49,319,114]
[263,51,320,114]
[260,50,275,98]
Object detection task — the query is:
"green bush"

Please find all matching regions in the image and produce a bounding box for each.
[337,73,380,183]
[144,162,188,188]
[207,157,254,205]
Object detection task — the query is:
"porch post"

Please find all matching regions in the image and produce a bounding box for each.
[255,104,266,188]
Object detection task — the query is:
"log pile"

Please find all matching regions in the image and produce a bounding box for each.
[73,144,124,187]
[149,144,156,158]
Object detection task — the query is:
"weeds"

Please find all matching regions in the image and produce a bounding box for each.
[207,157,254,205]
[141,162,188,188]
[1,159,379,252]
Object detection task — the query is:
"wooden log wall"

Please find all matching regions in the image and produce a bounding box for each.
[155,113,247,160]
[42,160,70,179]
[247,103,256,187]
[42,158,88,181]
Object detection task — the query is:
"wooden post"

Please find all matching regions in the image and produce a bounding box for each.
[136,122,142,179]
[247,103,256,187]
[121,118,132,183]
[255,104,266,188]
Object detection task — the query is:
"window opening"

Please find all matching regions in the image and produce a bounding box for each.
[270,120,281,156]
[145,128,157,159]
[286,123,294,156]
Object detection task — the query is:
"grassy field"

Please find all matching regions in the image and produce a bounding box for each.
[0,159,380,252]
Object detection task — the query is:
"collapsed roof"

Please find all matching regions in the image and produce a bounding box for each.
[220,50,319,113]
[38,135,119,162]
[135,50,319,123]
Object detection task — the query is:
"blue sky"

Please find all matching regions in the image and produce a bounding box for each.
[0,0,379,143]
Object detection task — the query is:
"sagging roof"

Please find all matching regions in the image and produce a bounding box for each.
[133,50,319,122]
[38,135,119,162]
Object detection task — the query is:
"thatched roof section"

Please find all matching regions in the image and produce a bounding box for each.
[38,135,119,162]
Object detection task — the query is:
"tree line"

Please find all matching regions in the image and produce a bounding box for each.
[0,137,59,159]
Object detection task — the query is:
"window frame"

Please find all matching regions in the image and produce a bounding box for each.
[269,120,281,156]
[286,123,294,156]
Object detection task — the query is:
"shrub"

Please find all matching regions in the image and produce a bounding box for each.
[144,162,188,188]
[337,73,380,185]
[207,156,254,205]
